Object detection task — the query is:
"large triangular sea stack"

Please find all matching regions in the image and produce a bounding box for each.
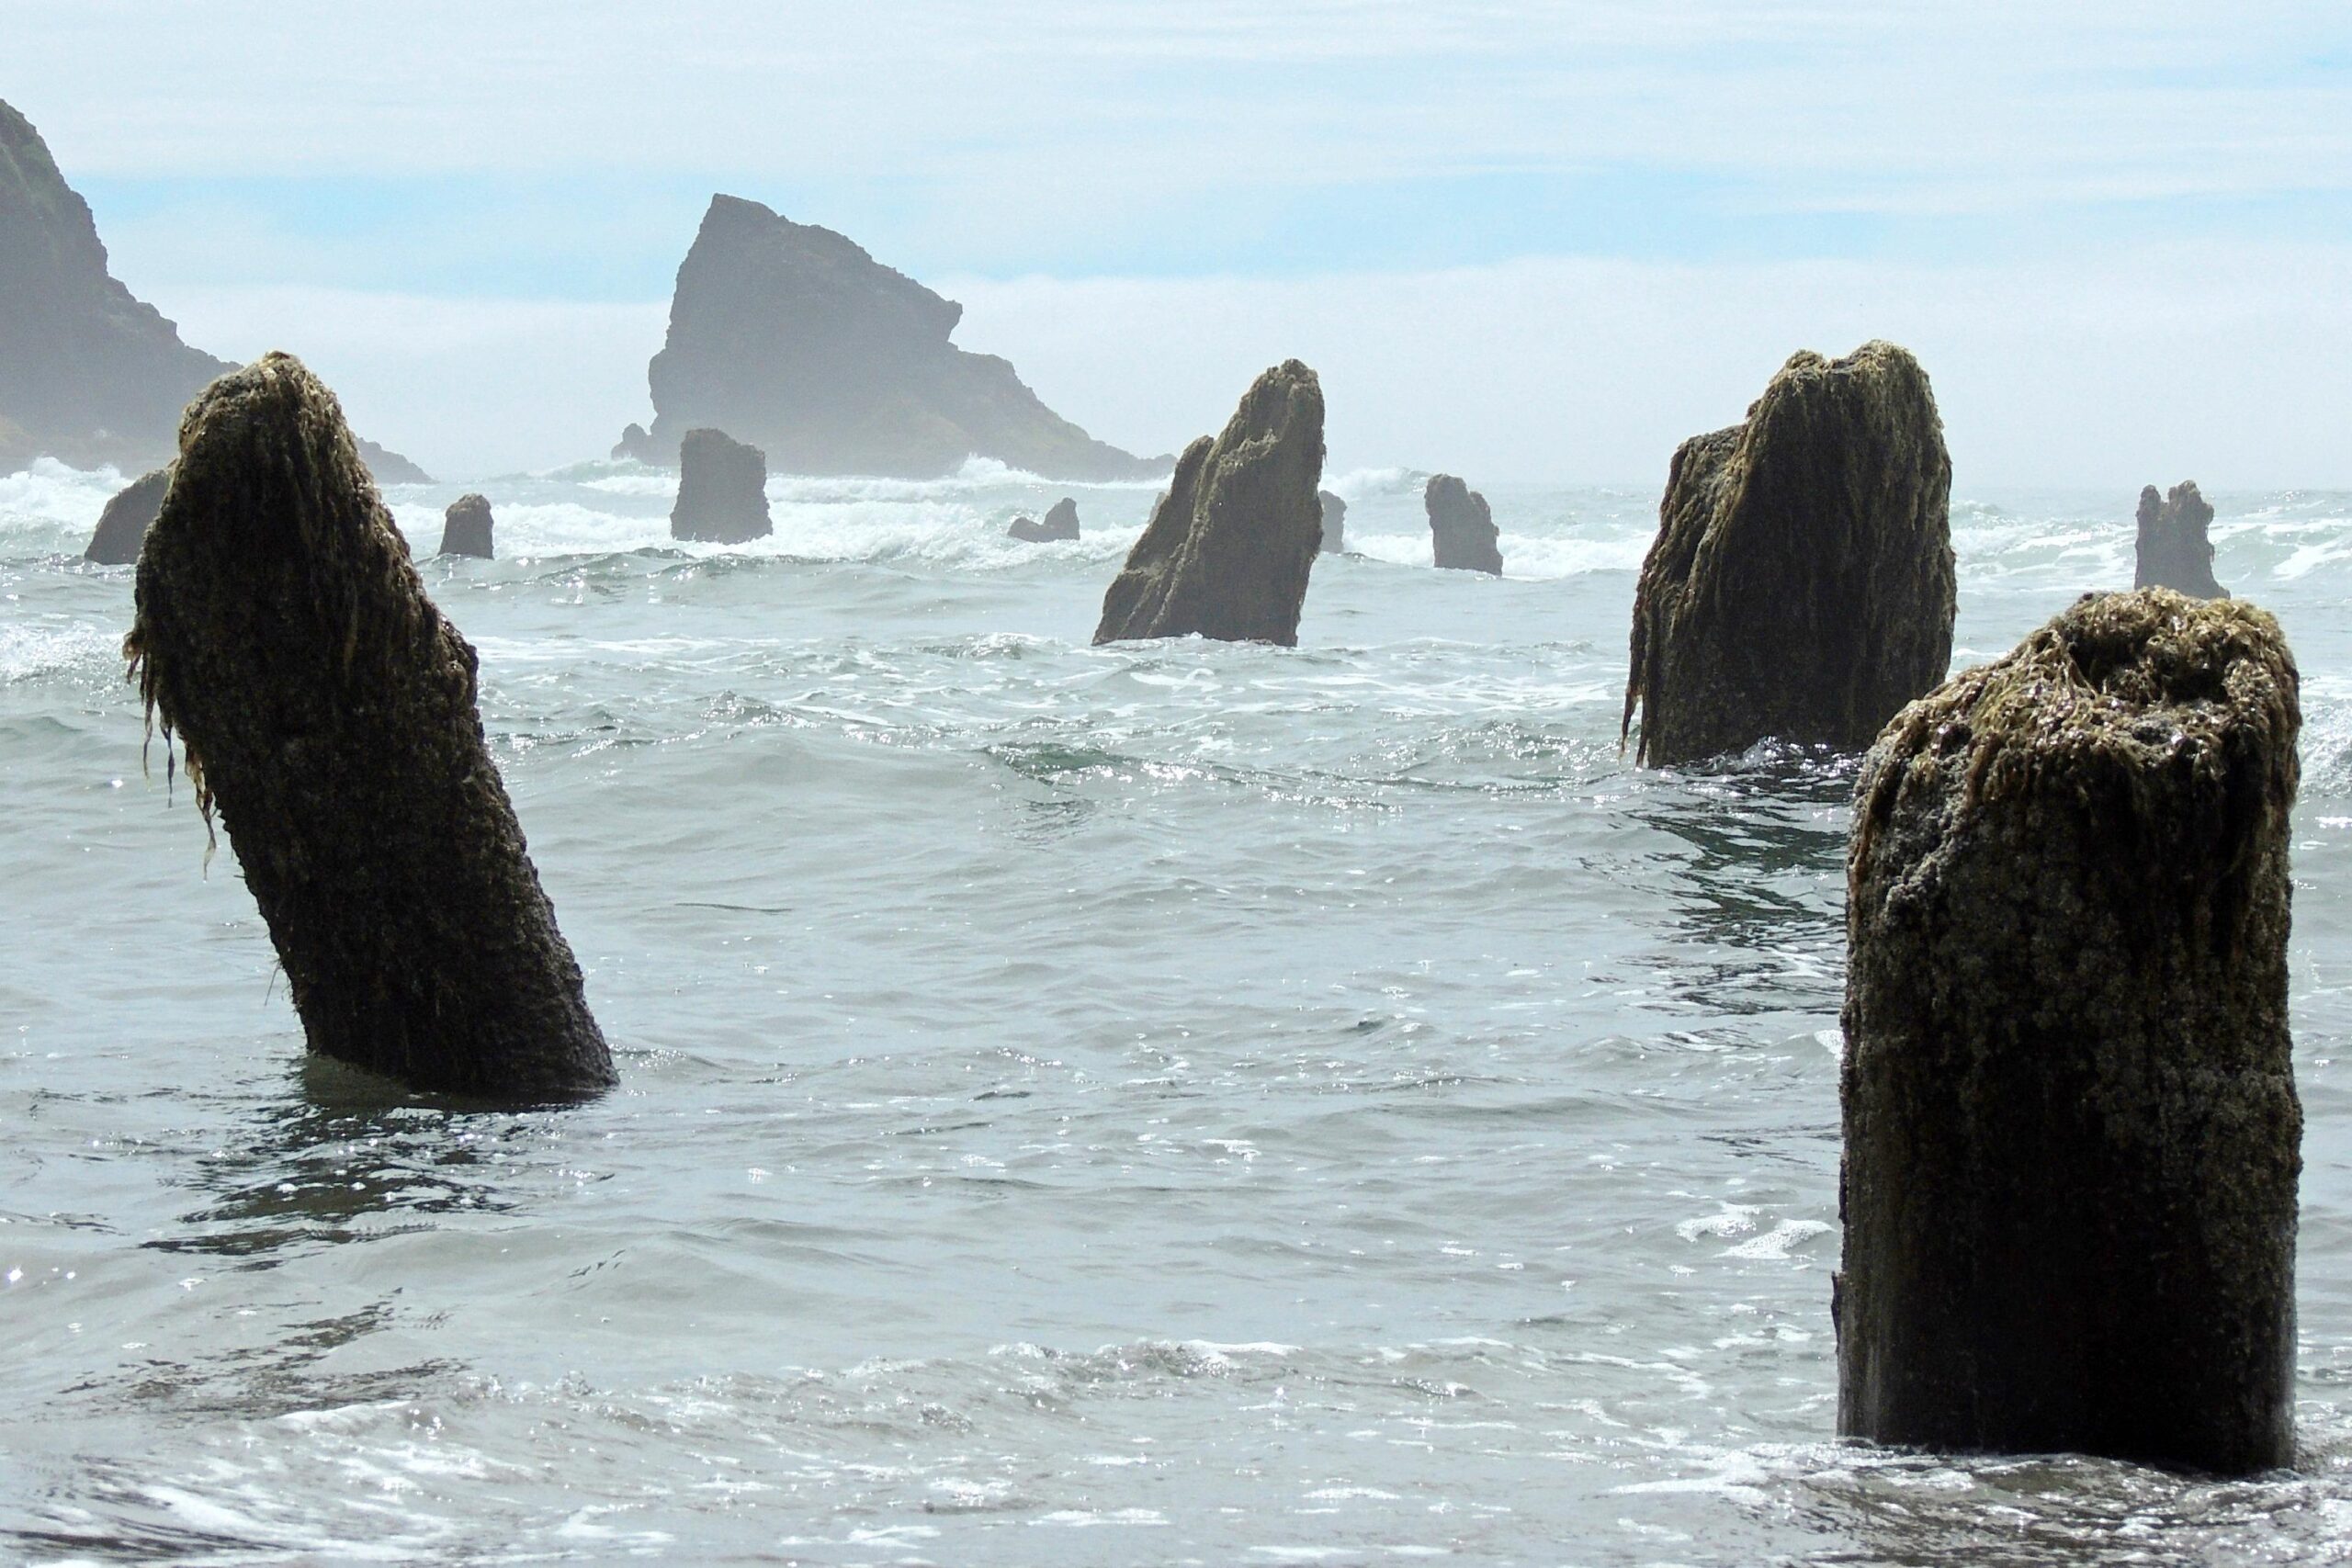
[1093,361,1325,647]
[1623,341,1954,765]
[637,194,1162,480]
[126,354,613,1101]
[0,98,426,481]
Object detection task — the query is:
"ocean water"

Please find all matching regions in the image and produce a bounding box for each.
[2,457,2349,1567]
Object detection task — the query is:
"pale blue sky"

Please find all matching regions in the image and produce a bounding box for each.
[8,1,2349,479]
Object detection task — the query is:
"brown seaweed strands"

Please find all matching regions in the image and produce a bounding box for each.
[1623,340,1955,766]
[124,353,615,1101]
[1839,587,2301,1473]
[1094,360,1325,646]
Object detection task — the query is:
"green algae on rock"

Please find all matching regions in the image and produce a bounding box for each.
[1425,474,1501,574]
[1623,341,1954,766]
[438,492,494,559]
[1094,361,1326,647]
[124,354,614,1101]
[1838,587,2301,1474]
[84,465,171,565]
[2135,480,2229,599]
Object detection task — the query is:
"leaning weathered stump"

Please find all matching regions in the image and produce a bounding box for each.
[671,427,772,543]
[124,353,615,1101]
[1425,474,1501,573]
[1093,360,1324,646]
[1838,587,2301,1473]
[2135,480,2228,599]
[1623,341,1954,766]
[84,466,171,565]
[1317,489,1347,554]
[438,492,494,558]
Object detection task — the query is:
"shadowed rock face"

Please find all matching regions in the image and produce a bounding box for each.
[1839,588,2301,1474]
[1425,475,1500,573]
[84,466,171,565]
[670,428,772,544]
[2135,480,2228,599]
[1010,497,1080,542]
[438,493,494,558]
[123,354,613,1101]
[1623,341,1954,767]
[1093,361,1325,647]
[0,99,428,482]
[1317,490,1346,554]
[640,195,1164,481]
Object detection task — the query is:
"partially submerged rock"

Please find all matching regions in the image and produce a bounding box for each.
[1009,497,1080,542]
[1317,489,1347,554]
[1425,475,1500,573]
[438,493,494,558]
[2135,480,2228,599]
[642,194,1164,479]
[611,423,657,464]
[0,98,427,480]
[1623,341,1954,766]
[83,465,170,565]
[1093,361,1325,646]
[1838,588,2301,1474]
[670,427,772,544]
[123,353,613,1100]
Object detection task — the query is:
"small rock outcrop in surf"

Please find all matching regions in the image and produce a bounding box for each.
[83,466,171,565]
[123,353,614,1101]
[438,493,494,559]
[1317,489,1346,554]
[670,427,773,544]
[1009,497,1080,542]
[0,99,428,481]
[2134,480,2228,599]
[611,423,658,464]
[1623,340,1954,767]
[637,194,1165,481]
[1838,588,2301,1475]
[1093,361,1325,647]
[1425,475,1500,573]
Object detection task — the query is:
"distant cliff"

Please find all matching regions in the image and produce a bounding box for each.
[639,195,1163,480]
[0,99,425,482]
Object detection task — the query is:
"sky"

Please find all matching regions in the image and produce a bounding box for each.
[8,0,2350,484]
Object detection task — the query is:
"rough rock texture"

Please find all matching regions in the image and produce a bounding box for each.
[1426,475,1501,573]
[123,354,613,1101]
[1623,341,1955,766]
[670,427,772,543]
[1838,588,2301,1474]
[2136,480,2228,599]
[0,99,427,482]
[1009,497,1080,542]
[1318,489,1347,554]
[1094,362,1325,646]
[438,493,494,559]
[83,465,170,565]
[640,195,1165,480]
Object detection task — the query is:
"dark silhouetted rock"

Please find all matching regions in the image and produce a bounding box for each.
[1839,588,2301,1475]
[1623,341,1954,766]
[1318,489,1346,554]
[644,195,1167,480]
[1094,361,1324,647]
[670,427,772,543]
[124,354,613,1101]
[0,99,428,482]
[1425,475,1500,573]
[438,493,494,558]
[611,422,657,464]
[83,465,170,565]
[2135,480,2227,599]
[1010,496,1080,542]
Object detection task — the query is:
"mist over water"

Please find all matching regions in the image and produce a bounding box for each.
[3,465,2350,1564]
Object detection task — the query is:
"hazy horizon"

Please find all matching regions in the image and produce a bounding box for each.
[10,1,2349,486]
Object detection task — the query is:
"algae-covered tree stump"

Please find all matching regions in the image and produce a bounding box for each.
[1838,588,2301,1473]
[126,353,615,1100]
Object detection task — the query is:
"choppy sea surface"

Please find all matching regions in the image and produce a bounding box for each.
[2,457,2348,1566]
